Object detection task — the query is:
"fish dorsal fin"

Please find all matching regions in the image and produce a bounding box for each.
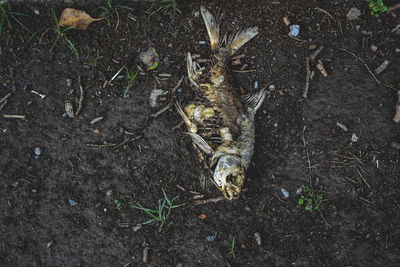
[185,132,214,155]
[226,27,259,56]
[201,5,220,51]
[242,87,266,113]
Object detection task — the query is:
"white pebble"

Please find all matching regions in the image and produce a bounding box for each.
[280,188,289,198]
[351,133,358,142]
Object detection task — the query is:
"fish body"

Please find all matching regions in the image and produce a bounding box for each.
[177,5,266,200]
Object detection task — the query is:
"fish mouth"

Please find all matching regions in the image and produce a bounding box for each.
[213,155,245,200]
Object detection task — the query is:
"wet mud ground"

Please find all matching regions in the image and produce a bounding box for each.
[1,0,400,266]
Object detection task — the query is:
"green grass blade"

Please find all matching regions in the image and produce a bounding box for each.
[50,35,60,52]
[9,14,31,33]
[50,8,60,33]
[8,11,28,17]
[64,36,79,59]
[0,9,5,40]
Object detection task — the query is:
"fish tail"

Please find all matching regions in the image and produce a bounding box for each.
[200,5,220,51]
[223,27,259,56]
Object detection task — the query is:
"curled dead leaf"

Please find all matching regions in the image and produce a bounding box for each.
[59,8,103,30]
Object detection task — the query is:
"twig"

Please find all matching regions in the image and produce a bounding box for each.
[232,69,256,73]
[142,246,149,264]
[150,103,172,118]
[75,76,84,116]
[393,91,400,123]
[90,116,104,125]
[114,10,120,32]
[172,121,184,130]
[302,57,310,98]
[387,3,400,13]
[392,24,400,33]
[375,60,390,75]
[339,48,380,84]
[0,93,11,103]
[315,7,335,21]
[0,100,7,111]
[86,143,117,148]
[31,90,46,99]
[3,114,26,119]
[172,75,184,94]
[113,135,142,150]
[336,122,348,132]
[316,60,328,77]
[309,45,324,61]
[108,64,126,85]
[194,196,225,205]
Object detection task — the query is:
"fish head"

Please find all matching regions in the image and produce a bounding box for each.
[213,155,245,200]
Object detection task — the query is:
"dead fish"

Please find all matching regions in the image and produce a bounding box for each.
[176,5,266,200]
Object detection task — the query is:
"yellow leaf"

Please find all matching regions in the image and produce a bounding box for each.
[59,8,103,30]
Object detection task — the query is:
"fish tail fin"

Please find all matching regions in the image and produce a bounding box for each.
[201,5,220,51]
[224,27,259,56]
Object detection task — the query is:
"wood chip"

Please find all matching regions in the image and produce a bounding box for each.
[90,116,104,125]
[254,232,262,246]
[393,91,400,123]
[316,60,328,77]
[374,60,390,75]
[336,122,348,132]
[142,246,149,263]
[283,16,290,26]
[309,45,324,61]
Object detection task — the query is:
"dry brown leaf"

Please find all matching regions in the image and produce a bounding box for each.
[59,8,103,30]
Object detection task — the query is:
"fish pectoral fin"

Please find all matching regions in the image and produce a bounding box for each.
[187,52,201,88]
[226,27,259,56]
[175,102,197,133]
[200,5,220,51]
[242,87,266,113]
[185,132,214,155]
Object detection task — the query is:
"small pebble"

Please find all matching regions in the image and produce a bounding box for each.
[34,147,41,156]
[62,112,68,118]
[27,166,33,171]
[95,90,101,97]
[361,30,372,35]
[106,190,113,197]
[34,9,40,15]
[346,7,361,21]
[395,48,400,53]
[69,199,78,206]
[11,84,16,92]
[296,188,303,195]
[206,235,216,242]
[34,155,40,160]
[244,206,251,211]
[66,79,72,87]
[32,189,37,193]
[273,122,278,127]
[12,181,19,187]
[177,88,183,93]
[280,188,290,198]
[355,25,361,30]
[119,127,124,133]
[231,21,236,25]
[351,133,358,142]
[199,41,206,45]
[27,100,32,105]
[163,56,169,62]
[288,25,300,37]
[254,80,259,89]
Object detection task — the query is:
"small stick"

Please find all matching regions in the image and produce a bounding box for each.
[336,122,348,132]
[31,90,47,99]
[302,57,310,98]
[315,7,335,21]
[232,69,256,73]
[108,64,126,85]
[75,76,84,116]
[3,114,26,119]
[158,73,172,78]
[86,143,117,148]
[142,246,149,264]
[172,121,184,130]
[197,58,212,63]
[387,3,400,13]
[375,60,390,75]
[194,196,225,205]
[0,93,11,103]
[309,45,324,61]
[393,91,400,123]
[150,103,172,118]
[231,54,246,61]
[391,142,400,150]
[90,116,104,125]
[316,60,328,77]
[392,24,400,33]
[172,75,184,94]
[0,100,7,111]
[339,48,380,84]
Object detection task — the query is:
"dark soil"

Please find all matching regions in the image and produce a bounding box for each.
[1,0,400,266]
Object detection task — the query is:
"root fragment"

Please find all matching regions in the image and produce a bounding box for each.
[302,57,310,98]
[393,91,400,123]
